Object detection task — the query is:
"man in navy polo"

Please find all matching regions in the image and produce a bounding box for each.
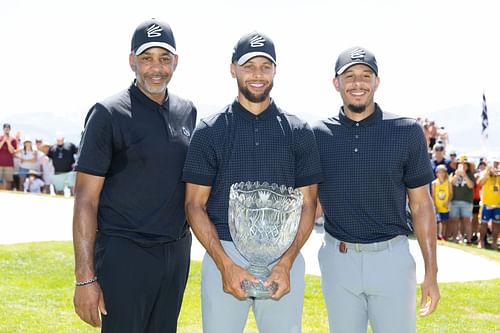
[72,18,197,333]
[183,32,322,333]
[313,47,440,333]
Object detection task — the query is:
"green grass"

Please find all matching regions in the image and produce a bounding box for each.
[437,239,500,264]
[0,242,499,332]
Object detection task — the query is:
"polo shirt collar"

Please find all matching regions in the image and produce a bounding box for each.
[232,98,278,121]
[129,81,169,110]
[338,103,383,127]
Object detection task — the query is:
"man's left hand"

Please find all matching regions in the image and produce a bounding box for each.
[419,276,440,316]
[264,262,291,300]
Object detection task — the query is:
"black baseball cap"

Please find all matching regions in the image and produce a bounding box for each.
[131,19,176,55]
[232,32,276,65]
[335,46,378,76]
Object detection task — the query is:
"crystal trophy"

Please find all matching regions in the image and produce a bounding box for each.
[228,181,303,299]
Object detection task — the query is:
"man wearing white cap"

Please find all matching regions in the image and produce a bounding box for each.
[73,18,197,332]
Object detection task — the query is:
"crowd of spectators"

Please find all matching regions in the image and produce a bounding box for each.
[421,118,499,251]
[0,123,77,196]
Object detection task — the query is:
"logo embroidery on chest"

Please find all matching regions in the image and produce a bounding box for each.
[181,127,191,137]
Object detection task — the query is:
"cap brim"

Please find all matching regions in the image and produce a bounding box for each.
[135,42,176,55]
[336,61,377,76]
[237,52,276,65]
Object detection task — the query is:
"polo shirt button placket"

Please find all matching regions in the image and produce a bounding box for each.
[354,123,360,153]
[254,117,260,147]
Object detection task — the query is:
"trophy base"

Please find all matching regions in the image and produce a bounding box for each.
[241,280,278,299]
[242,265,278,299]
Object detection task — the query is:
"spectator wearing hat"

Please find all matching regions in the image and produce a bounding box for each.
[15,136,39,191]
[37,141,55,193]
[477,158,500,249]
[449,151,457,165]
[432,164,453,240]
[430,143,453,174]
[23,169,45,193]
[183,31,321,332]
[449,155,475,243]
[0,123,17,190]
[73,18,197,332]
[313,46,439,332]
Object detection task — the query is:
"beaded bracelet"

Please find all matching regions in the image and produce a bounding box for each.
[75,276,98,287]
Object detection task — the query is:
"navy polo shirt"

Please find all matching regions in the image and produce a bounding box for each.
[76,83,197,244]
[182,100,323,241]
[313,104,434,243]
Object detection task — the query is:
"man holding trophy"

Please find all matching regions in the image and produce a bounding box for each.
[183,32,322,333]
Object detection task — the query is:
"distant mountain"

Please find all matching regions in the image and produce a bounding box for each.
[2,103,499,158]
[1,112,85,146]
[0,105,222,146]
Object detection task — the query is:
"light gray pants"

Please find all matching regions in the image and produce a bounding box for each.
[319,233,416,333]
[201,240,305,333]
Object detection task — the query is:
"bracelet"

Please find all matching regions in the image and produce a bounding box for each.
[75,276,98,286]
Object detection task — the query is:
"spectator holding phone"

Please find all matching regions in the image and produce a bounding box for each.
[449,155,475,243]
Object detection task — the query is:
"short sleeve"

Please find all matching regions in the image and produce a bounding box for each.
[294,122,323,187]
[75,104,113,176]
[403,123,434,188]
[182,121,219,186]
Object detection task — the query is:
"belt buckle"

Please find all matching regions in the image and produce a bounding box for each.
[339,242,348,253]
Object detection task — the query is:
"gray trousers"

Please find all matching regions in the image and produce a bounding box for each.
[201,240,305,333]
[319,233,416,333]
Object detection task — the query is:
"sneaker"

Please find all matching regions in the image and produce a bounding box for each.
[470,234,478,244]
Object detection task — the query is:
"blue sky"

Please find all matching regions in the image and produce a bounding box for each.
[1,0,498,147]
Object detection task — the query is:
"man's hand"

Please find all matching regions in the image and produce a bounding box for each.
[220,261,258,300]
[419,276,440,316]
[265,262,291,300]
[74,282,107,327]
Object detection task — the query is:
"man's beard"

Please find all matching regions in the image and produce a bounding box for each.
[238,81,273,103]
[347,103,366,114]
[141,75,168,95]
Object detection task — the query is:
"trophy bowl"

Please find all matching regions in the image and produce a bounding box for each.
[228,181,303,299]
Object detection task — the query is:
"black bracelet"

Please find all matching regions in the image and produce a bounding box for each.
[75,276,98,286]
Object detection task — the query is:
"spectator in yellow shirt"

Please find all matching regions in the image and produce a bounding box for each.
[432,164,453,240]
[478,158,500,249]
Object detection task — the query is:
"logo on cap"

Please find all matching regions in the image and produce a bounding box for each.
[147,24,163,38]
[350,48,366,60]
[249,35,265,48]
